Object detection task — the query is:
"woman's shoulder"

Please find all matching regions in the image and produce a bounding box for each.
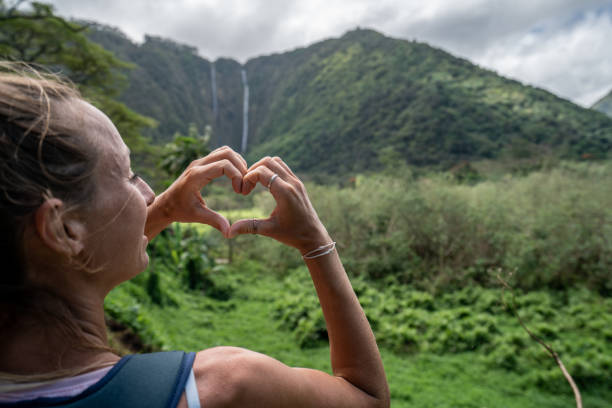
[192,346,285,408]
[192,347,255,396]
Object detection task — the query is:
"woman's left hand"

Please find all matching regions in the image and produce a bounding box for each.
[145,146,247,239]
[228,156,330,254]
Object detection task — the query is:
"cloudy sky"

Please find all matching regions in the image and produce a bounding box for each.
[47,0,612,107]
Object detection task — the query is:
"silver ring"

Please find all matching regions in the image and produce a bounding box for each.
[267,174,279,190]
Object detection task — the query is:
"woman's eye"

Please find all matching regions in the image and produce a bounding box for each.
[129,173,140,182]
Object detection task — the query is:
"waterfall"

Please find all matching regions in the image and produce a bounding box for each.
[241,68,249,154]
[210,62,218,118]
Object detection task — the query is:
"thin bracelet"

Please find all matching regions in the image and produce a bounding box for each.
[302,242,335,257]
[303,242,336,259]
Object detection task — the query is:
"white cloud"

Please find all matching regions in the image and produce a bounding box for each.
[47,0,612,106]
[477,10,612,106]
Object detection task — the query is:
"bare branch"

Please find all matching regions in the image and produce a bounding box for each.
[26,43,48,62]
[497,273,582,408]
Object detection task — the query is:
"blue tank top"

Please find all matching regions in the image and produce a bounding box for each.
[0,351,196,408]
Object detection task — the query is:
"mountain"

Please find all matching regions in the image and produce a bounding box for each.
[85,24,243,148]
[87,24,612,174]
[593,90,612,118]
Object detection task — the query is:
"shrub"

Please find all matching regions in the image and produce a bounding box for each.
[304,163,612,292]
[148,224,236,299]
[271,269,612,389]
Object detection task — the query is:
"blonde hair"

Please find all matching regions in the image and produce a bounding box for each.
[0,62,112,381]
[0,361,117,383]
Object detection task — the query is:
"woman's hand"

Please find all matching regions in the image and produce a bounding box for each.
[146,146,247,239]
[228,156,331,253]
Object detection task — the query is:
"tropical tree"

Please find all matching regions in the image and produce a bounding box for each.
[160,124,212,181]
[0,0,156,151]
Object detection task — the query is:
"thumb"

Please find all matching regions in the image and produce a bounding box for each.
[228,217,275,239]
[195,206,230,237]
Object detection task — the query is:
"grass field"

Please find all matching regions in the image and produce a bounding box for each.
[105,260,611,407]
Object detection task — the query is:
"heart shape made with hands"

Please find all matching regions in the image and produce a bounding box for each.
[202,172,277,238]
[169,152,288,240]
[163,148,329,253]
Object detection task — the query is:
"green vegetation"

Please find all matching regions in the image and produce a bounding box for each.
[158,123,212,186]
[274,269,612,391]
[0,0,157,176]
[237,161,612,293]
[86,24,245,147]
[105,162,612,407]
[246,29,611,173]
[105,261,612,407]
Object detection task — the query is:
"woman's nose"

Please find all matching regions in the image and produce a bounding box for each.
[137,178,155,206]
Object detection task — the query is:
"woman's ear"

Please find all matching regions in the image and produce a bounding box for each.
[34,198,86,256]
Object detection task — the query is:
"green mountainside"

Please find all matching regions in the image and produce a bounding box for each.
[87,25,612,174]
[86,24,243,147]
[593,89,612,117]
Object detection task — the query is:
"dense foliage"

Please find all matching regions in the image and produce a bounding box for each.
[159,123,212,183]
[273,268,612,390]
[236,161,612,294]
[246,29,611,173]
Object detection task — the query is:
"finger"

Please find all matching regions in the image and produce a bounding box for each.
[209,145,228,154]
[246,157,292,185]
[247,156,289,175]
[195,205,230,237]
[219,146,248,171]
[241,179,257,196]
[272,156,298,179]
[228,217,275,239]
[189,160,244,193]
[191,146,248,175]
[209,147,248,174]
[242,165,291,196]
[242,158,275,194]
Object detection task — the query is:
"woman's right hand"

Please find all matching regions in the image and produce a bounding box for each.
[228,156,331,254]
[146,146,246,240]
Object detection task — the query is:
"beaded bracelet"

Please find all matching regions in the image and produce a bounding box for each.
[302,242,336,259]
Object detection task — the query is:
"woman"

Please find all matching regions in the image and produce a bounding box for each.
[0,66,389,407]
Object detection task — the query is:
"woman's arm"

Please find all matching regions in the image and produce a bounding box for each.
[304,249,388,404]
[144,146,247,240]
[193,157,389,408]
